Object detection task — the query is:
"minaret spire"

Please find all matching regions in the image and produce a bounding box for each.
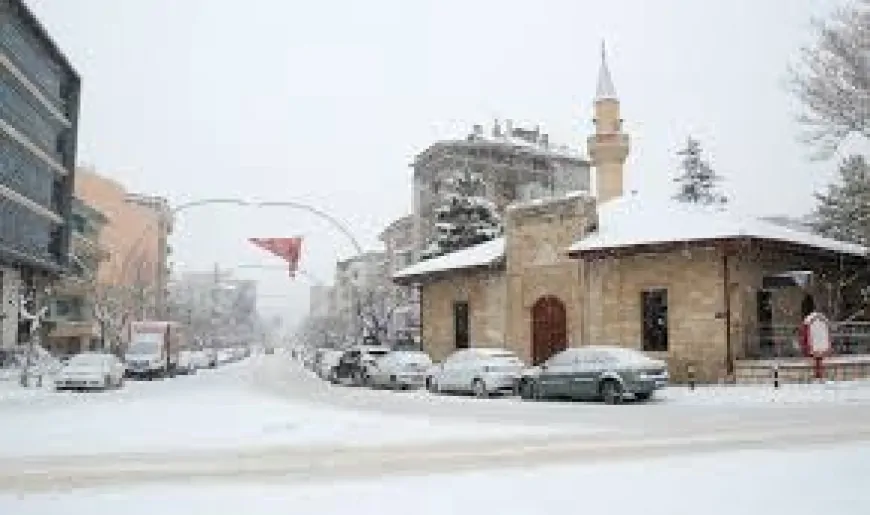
[595,40,617,100]
[588,41,629,204]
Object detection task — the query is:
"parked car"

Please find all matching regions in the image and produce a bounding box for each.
[333,345,392,386]
[203,348,218,368]
[426,348,524,397]
[176,350,200,375]
[56,352,126,391]
[517,346,669,404]
[366,350,432,390]
[317,350,344,381]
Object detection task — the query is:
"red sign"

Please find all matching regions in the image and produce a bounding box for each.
[248,237,303,277]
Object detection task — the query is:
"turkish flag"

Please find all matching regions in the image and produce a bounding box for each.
[248,237,303,277]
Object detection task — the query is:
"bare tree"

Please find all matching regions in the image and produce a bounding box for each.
[356,286,398,345]
[789,0,869,157]
[90,283,133,354]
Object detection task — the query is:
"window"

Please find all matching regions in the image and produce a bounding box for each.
[453,301,469,349]
[641,289,668,352]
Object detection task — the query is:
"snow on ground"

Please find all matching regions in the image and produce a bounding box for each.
[657,380,870,406]
[2,443,867,515]
[0,361,576,459]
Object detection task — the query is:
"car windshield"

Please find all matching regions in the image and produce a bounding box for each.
[67,354,107,367]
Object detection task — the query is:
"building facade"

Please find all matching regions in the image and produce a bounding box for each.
[44,197,109,356]
[378,214,420,344]
[74,168,173,322]
[0,0,81,349]
[411,120,590,261]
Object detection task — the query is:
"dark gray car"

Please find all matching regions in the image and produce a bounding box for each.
[517,346,669,404]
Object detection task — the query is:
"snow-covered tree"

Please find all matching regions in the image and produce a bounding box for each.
[672,137,728,206]
[421,168,502,259]
[91,284,134,354]
[789,0,869,157]
[811,154,870,246]
[356,286,397,345]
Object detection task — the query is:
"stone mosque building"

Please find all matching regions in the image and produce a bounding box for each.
[393,48,868,383]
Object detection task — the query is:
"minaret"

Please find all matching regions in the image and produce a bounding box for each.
[587,42,630,204]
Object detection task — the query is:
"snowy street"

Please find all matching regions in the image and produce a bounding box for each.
[0,353,869,501]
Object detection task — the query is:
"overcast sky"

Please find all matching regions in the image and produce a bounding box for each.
[25,0,861,326]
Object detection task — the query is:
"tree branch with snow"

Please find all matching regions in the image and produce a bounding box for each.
[789,0,869,158]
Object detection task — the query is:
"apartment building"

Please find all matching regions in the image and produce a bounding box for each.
[74,168,173,321]
[0,0,81,348]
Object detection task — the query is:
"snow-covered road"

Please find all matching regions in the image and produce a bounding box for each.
[1,353,869,494]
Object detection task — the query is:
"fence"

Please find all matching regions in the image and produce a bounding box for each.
[743,322,870,359]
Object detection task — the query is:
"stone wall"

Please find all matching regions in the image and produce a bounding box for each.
[505,193,596,362]
[584,247,728,383]
[420,268,506,362]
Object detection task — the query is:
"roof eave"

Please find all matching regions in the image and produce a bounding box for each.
[568,236,868,261]
[392,258,506,286]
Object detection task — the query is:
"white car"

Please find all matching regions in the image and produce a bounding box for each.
[367,351,432,390]
[316,350,344,381]
[56,353,126,391]
[177,350,202,375]
[426,347,524,397]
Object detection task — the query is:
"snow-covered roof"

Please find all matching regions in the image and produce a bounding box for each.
[392,237,505,283]
[462,133,585,160]
[568,195,867,258]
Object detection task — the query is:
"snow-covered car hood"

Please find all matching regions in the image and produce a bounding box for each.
[520,365,542,378]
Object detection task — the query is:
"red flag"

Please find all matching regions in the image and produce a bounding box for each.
[248,237,303,277]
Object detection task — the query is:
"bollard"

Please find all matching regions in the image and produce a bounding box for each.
[687,364,696,391]
[772,363,780,389]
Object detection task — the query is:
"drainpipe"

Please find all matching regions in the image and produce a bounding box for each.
[722,249,734,379]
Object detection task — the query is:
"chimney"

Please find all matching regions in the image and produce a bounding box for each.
[473,124,483,136]
[540,133,549,148]
[492,119,502,137]
[505,119,513,137]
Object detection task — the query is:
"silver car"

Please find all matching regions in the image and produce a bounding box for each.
[426,348,524,397]
[517,346,669,404]
[366,351,432,389]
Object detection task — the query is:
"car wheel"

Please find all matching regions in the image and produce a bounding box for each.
[329,368,339,384]
[635,391,652,402]
[600,380,623,405]
[519,379,537,401]
[426,377,439,394]
[389,375,398,390]
[472,379,488,398]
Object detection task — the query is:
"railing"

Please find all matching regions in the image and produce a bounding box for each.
[744,322,870,359]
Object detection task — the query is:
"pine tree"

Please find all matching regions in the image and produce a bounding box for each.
[421,168,502,259]
[811,154,870,246]
[672,137,728,205]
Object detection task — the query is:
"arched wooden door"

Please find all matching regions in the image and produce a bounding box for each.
[531,296,568,365]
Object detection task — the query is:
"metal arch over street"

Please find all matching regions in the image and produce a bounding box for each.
[171,198,364,255]
[117,197,363,286]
